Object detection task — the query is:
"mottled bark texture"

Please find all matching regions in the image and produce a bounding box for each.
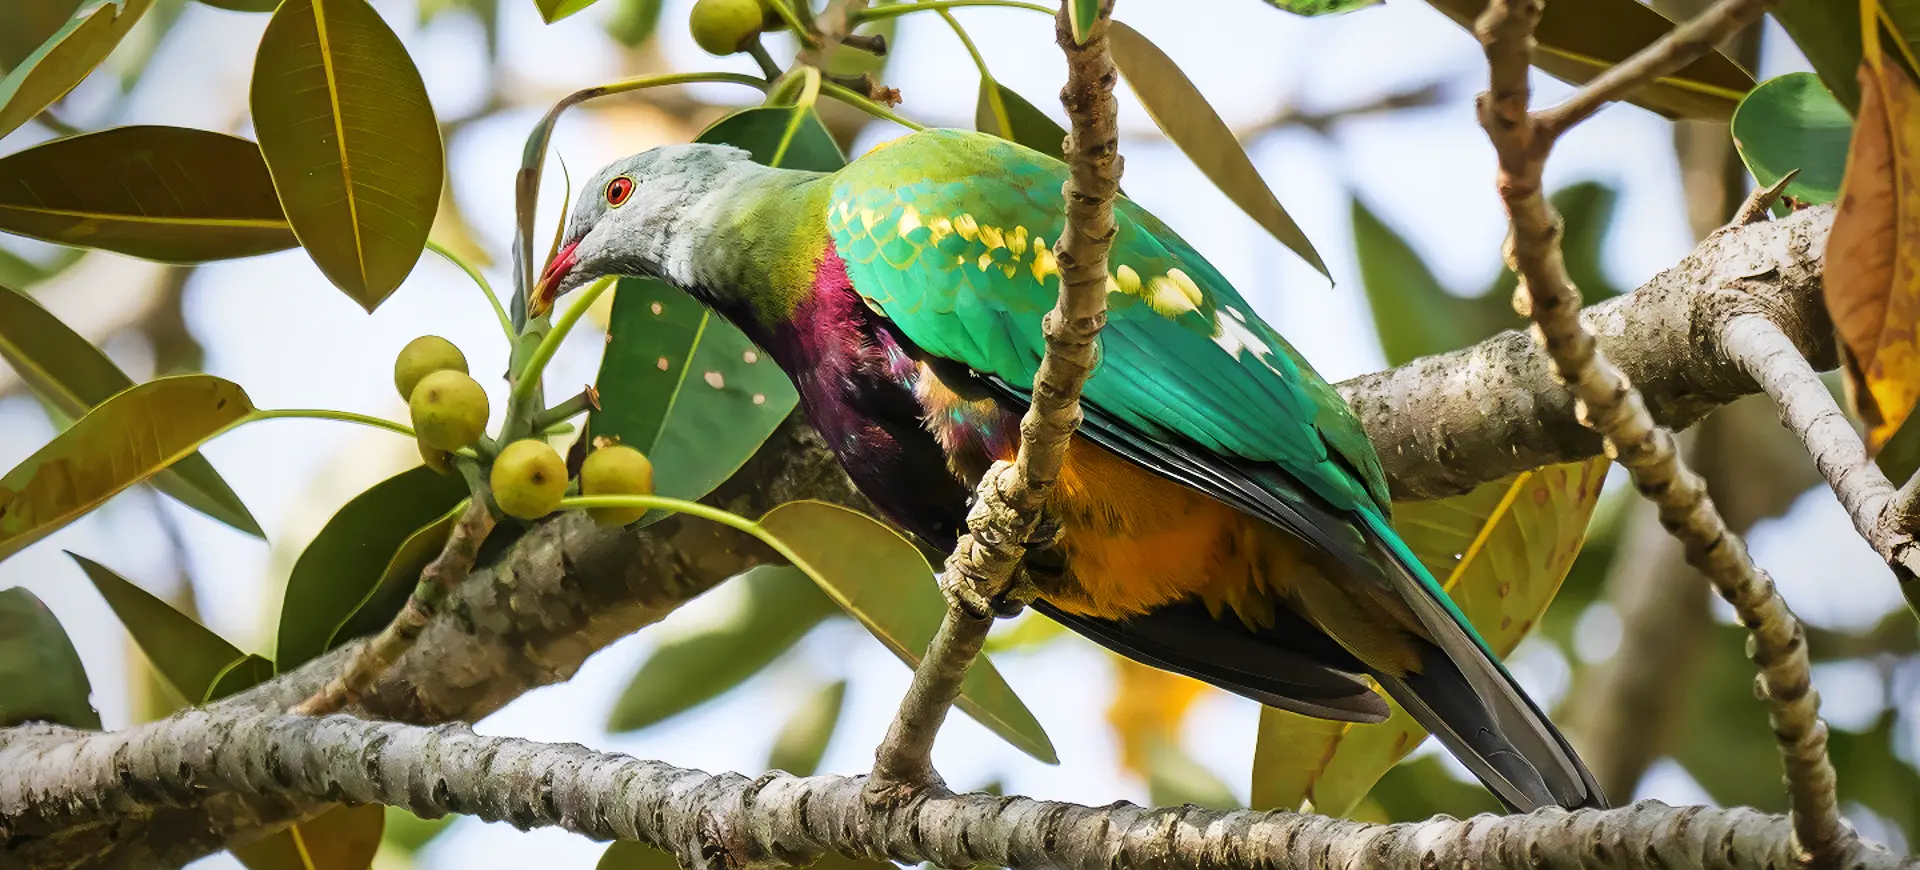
[2,710,1908,870]
[1475,0,1845,861]
[1344,203,1833,501]
[869,0,1121,796]
[0,174,1853,870]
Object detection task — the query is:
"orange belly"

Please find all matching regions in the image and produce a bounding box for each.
[1040,436,1426,675]
[1043,437,1277,621]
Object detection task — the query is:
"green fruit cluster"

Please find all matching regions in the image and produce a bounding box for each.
[689,0,783,55]
[581,444,655,526]
[492,440,568,519]
[395,335,488,466]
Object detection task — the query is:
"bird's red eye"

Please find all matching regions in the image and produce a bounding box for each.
[606,176,635,207]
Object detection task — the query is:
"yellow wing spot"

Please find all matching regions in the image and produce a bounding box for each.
[979,224,1006,250]
[897,205,923,237]
[927,216,953,243]
[1009,226,1029,258]
[1167,268,1204,307]
[859,208,879,234]
[978,251,997,271]
[1001,264,1019,279]
[954,214,980,242]
[1114,264,1142,296]
[1146,276,1199,318]
[1032,239,1058,283]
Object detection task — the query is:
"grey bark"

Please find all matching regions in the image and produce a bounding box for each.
[1,710,1909,870]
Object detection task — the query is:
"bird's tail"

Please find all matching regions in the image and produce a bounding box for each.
[1358,510,1607,813]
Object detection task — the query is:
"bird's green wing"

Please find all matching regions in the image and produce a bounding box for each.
[826,128,1389,516]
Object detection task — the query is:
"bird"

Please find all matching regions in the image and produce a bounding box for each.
[531,127,1605,813]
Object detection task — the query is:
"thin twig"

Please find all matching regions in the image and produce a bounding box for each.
[1733,170,1798,227]
[1474,0,1846,863]
[865,0,1121,798]
[532,386,600,434]
[1532,0,1770,139]
[1723,313,1920,611]
[292,499,498,716]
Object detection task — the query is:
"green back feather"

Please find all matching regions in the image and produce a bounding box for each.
[826,129,1390,517]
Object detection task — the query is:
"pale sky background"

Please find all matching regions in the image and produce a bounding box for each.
[0,0,1911,866]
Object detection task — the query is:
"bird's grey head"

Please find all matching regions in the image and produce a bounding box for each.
[530,143,755,317]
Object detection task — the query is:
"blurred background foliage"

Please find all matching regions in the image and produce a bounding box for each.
[0,0,1914,866]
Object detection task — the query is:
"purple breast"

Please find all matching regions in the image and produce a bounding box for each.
[750,248,977,549]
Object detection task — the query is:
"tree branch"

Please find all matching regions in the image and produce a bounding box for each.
[1344,204,1832,501]
[1,709,1905,870]
[0,204,1846,866]
[867,0,1121,795]
[1476,0,1845,861]
[1724,313,1920,614]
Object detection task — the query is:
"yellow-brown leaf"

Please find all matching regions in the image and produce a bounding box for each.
[1827,39,1920,448]
[1107,654,1210,775]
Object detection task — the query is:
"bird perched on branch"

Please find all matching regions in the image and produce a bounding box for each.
[532,128,1604,812]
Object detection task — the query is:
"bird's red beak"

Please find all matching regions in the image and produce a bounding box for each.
[530,239,581,319]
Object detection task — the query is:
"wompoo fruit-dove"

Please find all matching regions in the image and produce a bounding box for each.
[410,370,489,451]
[689,0,769,55]
[491,439,568,520]
[580,444,655,526]
[394,335,468,400]
[529,129,1607,813]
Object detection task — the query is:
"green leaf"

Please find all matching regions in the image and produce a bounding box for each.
[1144,740,1239,810]
[1881,409,1920,486]
[69,553,271,704]
[767,678,847,776]
[0,284,261,536]
[1772,0,1862,113]
[0,0,86,72]
[381,806,456,854]
[535,0,599,23]
[0,376,257,564]
[590,278,799,508]
[1351,197,1493,367]
[0,126,296,262]
[1364,754,1503,822]
[1069,0,1098,44]
[597,841,681,870]
[1107,22,1330,280]
[604,0,663,45]
[195,0,284,11]
[1424,0,1755,120]
[695,106,848,169]
[251,0,444,311]
[1733,73,1852,206]
[607,565,841,732]
[328,500,462,650]
[0,586,99,729]
[975,81,1066,162]
[1251,458,1609,814]
[590,108,835,509]
[234,804,385,870]
[0,246,84,288]
[1256,0,1379,15]
[757,500,1057,764]
[276,466,467,671]
[0,0,154,140]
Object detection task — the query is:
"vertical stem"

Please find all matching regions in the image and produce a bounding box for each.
[292,499,497,716]
[864,0,1121,798]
